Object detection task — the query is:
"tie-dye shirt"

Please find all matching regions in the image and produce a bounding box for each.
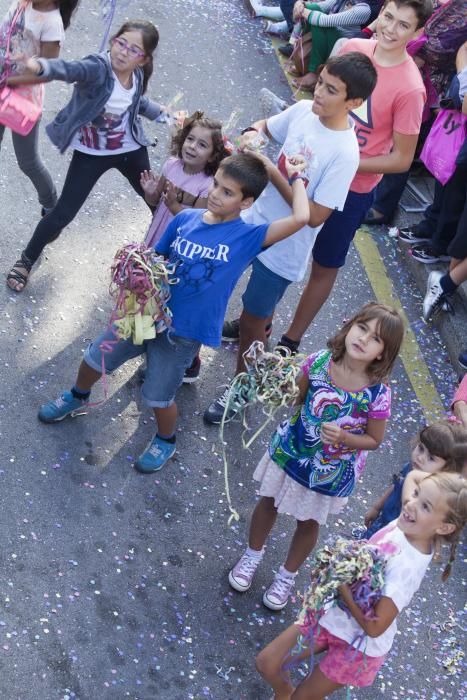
[269,350,391,497]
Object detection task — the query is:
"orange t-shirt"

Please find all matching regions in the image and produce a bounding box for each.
[340,39,426,193]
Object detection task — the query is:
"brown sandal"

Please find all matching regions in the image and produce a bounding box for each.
[6,253,33,293]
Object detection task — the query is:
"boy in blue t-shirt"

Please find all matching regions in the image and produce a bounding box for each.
[37,152,310,473]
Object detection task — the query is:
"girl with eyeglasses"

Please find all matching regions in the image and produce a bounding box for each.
[6,19,164,292]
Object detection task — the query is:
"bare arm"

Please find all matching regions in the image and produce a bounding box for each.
[358,132,418,174]
[263,156,311,247]
[321,417,387,451]
[401,469,426,503]
[266,161,333,228]
[339,585,398,637]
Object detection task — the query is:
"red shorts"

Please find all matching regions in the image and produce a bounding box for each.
[298,624,386,687]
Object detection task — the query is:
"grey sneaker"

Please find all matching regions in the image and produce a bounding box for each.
[263,568,296,611]
[222,318,240,342]
[410,244,450,264]
[259,87,288,119]
[229,552,262,592]
[423,270,445,321]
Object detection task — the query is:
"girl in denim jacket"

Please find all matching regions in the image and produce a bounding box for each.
[7,19,163,292]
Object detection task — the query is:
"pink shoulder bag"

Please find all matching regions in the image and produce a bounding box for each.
[0,0,42,136]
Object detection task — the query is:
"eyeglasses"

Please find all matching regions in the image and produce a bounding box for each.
[112,37,146,59]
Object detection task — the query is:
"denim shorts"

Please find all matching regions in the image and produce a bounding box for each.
[312,189,375,268]
[242,258,291,318]
[84,326,201,408]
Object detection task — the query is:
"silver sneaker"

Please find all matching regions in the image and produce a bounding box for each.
[263,569,296,610]
[229,552,262,592]
[422,270,445,321]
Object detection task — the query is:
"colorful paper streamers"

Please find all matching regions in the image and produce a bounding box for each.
[220,341,304,525]
[109,243,176,345]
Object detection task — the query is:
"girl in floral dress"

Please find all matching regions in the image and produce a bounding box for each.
[228,302,404,611]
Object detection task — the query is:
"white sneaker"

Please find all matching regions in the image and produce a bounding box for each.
[229,552,262,592]
[263,568,296,611]
[264,20,289,36]
[259,88,288,118]
[423,270,445,322]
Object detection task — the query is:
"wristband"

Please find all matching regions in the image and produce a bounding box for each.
[240,127,258,135]
[288,173,307,185]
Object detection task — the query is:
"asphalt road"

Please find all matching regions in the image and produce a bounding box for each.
[0,1,464,699]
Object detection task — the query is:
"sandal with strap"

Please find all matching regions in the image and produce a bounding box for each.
[6,252,33,293]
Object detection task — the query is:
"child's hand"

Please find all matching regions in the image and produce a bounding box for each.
[320,421,342,445]
[238,130,262,151]
[162,181,179,213]
[284,154,307,178]
[293,1,305,21]
[364,506,380,527]
[140,170,160,197]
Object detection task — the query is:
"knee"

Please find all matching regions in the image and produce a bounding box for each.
[255,648,275,679]
[240,311,266,336]
[261,496,278,514]
[296,519,319,535]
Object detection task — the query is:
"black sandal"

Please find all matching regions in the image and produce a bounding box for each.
[6,252,33,293]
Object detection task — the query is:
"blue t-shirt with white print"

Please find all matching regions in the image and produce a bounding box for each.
[157,209,268,346]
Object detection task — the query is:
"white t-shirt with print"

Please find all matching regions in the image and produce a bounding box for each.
[319,521,433,657]
[71,72,140,155]
[242,100,359,282]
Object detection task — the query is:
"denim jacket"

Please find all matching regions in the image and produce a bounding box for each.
[37,52,162,153]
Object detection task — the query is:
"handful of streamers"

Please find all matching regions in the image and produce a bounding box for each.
[109,243,176,346]
[221,341,304,525]
[290,537,395,673]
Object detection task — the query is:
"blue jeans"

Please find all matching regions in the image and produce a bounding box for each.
[280,0,295,30]
[84,327,200,408]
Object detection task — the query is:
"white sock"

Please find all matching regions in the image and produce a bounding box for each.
[246,546,264,559]
[265,20,289,35]
[279,564,297,578]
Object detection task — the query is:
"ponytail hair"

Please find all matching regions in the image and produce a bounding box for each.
[424,472,467,580]
[58,0,80,30]
[111,20,159,94]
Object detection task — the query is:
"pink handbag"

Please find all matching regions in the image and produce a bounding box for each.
[420,108,467,185]
[0,0,41,135]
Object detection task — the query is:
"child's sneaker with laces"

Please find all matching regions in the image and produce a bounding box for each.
[397,226,431,245]
[135,435,176,473]
[38,390,88,423]
[203,386,244,425]
[262,567,296,611]
[229,552,262,592]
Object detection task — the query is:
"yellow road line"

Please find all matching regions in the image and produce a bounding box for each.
[354,228,444,422]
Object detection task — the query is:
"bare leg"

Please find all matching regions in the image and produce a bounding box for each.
[154,403,178,436]
[449,257,467,285]
[284,519,319,572]
[236,309,272,374]
[75,360,102,392]
[285,261,338,342]
[291,664,343,699]
[256,623,328,700]
[249,496,278,550]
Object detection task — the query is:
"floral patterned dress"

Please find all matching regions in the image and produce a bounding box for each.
[253,350,391,522]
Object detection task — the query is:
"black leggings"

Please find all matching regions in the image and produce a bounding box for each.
[23,147,151,264]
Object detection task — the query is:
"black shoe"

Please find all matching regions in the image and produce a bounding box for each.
[222,318,240,342]
[203,388,242,425]
[410,244,450,265]
[275,334,300,356]
[397,226,431,245]
[363,208,388,226]
[183,355,201,384]
[221,319,272,342]
[458,350,467,370]
[278,43,294,57]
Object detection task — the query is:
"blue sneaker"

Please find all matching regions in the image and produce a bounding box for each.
[135,435,176,473]
[38,390,88,423]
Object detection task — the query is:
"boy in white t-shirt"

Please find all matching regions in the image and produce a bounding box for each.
[204,52,377,424]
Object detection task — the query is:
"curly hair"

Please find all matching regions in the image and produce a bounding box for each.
[171,111,229,176]
[327,302,405,383]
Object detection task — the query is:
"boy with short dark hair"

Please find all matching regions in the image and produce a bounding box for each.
[204,52,377,424]
[280,0,432,352]
[37,152,310,473]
